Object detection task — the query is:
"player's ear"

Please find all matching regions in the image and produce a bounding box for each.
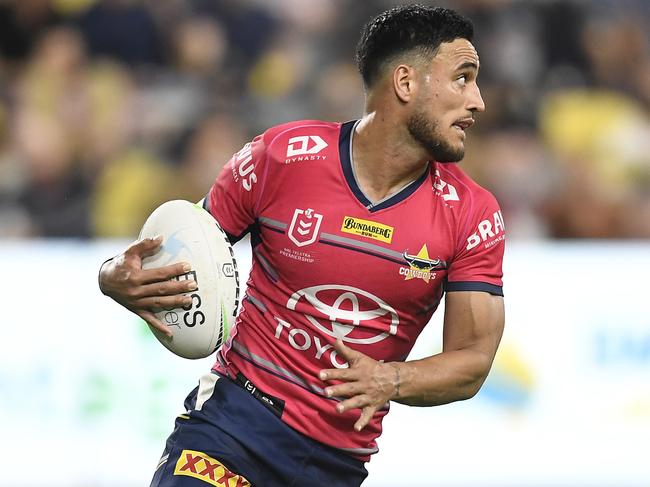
[393,64,417,103]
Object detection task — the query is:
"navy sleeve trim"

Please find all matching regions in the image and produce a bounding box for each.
[224,222,257,245]
[225,230,243,245]
[446,281,503,296]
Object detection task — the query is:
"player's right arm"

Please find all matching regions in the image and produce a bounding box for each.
[98,236,195,336]
[99,131,269,335]
[203,133,267,242]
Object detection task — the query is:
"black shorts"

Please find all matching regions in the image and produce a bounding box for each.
[150,372,368,487]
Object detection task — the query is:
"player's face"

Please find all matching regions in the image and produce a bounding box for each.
[407,38,485,162]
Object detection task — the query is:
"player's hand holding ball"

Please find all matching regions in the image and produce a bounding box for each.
[99,200,239,359]
[98,236,195,338]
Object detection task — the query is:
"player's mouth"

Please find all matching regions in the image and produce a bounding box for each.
[452,118,474,134]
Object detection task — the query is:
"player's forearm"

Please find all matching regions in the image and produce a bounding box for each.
[390,348,494,407]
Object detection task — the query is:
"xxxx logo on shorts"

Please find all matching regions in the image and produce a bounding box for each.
[174,450,250,487]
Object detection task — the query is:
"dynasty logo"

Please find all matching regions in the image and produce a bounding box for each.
[341,216,393,243]
[399,244,446,283]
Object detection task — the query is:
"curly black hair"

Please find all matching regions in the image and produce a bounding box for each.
[356,5,474,88]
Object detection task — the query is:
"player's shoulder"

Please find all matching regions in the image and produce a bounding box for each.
[260,119,342,162]
[433,162,500,210]
[262,119,341,142]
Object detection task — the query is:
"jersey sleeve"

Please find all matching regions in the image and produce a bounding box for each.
[446,193,506,296]
[206,133,267,242]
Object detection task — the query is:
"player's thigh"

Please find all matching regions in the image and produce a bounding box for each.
[150,416,252,487]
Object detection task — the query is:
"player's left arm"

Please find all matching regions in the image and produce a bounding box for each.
[393,290,504,405]
[321,188,506,430]
[320,291,503,430]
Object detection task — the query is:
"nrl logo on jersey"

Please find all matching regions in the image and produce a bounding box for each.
[399,244,447,283]
[285,135,328,163]
[288,208,323,247]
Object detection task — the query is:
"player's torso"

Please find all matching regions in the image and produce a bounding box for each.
[230,121,463,373]
[210,119,504,455]
[213,120,482,455]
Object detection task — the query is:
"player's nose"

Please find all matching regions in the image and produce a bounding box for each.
[467,84,485,113]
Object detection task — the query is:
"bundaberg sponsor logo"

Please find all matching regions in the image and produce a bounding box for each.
[341,216,394,243]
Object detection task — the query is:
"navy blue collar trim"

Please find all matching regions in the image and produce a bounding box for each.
[338,120,430,213]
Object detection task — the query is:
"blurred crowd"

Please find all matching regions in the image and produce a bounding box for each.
[0,0,649,239]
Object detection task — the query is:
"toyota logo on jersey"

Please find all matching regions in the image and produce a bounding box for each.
[287,285,399,344]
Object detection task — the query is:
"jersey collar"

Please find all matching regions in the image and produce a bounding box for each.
[338,120,430,213]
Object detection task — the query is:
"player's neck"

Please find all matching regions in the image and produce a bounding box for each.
[352,112,431,203]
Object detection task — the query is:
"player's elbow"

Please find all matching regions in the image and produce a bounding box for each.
[459,355,494,400]
[462,375,487,400]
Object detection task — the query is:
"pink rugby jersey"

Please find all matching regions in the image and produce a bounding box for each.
[206,120,505,460]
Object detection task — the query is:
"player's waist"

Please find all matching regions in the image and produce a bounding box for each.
[219,344,384,460]
[186,370,368,482]
[227,337,332,398]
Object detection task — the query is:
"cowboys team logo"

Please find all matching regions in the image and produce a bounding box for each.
[288,208,323,247]
[287,285,399,344]
[399,244,447,283]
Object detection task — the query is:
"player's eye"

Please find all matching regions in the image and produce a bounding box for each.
[456,74,467,86]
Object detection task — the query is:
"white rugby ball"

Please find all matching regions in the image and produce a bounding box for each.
[139,200,239,359]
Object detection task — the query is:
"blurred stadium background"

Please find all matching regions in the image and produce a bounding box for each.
[0,0,648,486]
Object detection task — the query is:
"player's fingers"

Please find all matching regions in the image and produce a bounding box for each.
[126,236,162,258]
[140,237,165,258]
[354,406,377,432]
[336,394,371,414]
[319,367,356,382]
[132,294,192,310]
[137,310,173,337]
[131,278,197,299]
[140,262,192,285]
[324,381,363,398]
[332,339,363,364]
